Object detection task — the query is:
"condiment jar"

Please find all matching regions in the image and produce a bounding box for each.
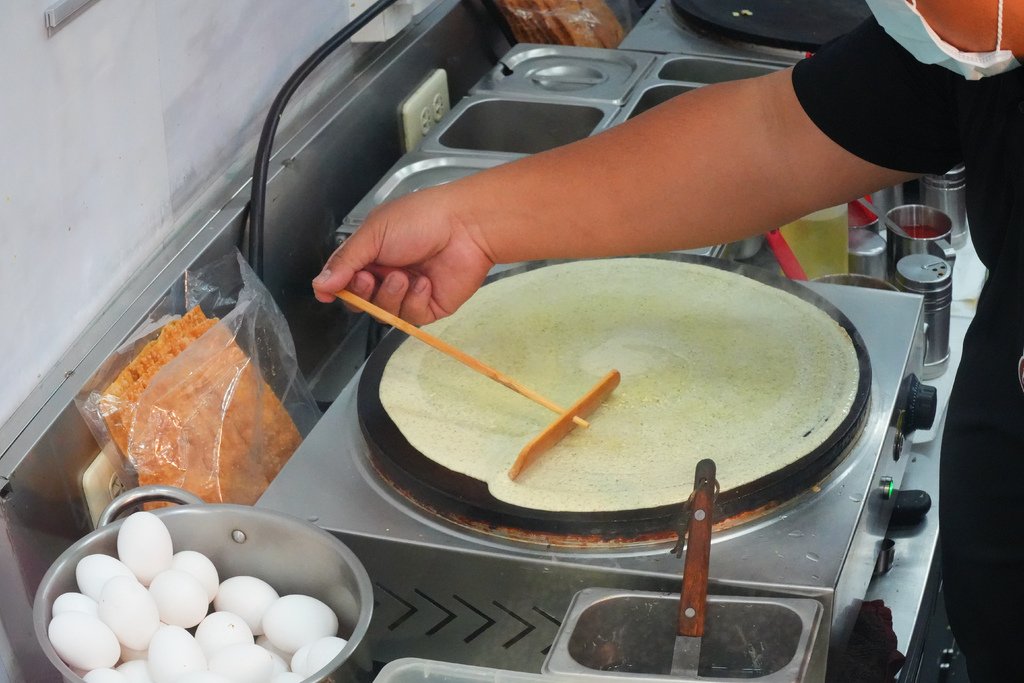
[895,254,952,379]
[921,164,967,249]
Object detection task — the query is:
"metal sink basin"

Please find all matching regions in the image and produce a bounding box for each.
[543,588,824,682]
[421,96,617,157]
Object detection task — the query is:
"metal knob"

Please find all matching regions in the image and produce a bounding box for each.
[905,375,938,433]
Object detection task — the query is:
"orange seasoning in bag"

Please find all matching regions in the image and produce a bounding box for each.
[100,306,301,505]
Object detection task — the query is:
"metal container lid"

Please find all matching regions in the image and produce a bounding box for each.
[895,255,952,304]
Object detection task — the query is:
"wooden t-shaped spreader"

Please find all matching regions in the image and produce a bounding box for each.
[336,290,620,481]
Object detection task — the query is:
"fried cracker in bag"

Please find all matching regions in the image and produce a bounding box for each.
[80,252,320,505]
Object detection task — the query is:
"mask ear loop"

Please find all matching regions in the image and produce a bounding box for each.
[996,0,1004,51]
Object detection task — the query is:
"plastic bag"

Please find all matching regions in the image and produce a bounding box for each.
[493,0,634,48]
[78,251,321,505]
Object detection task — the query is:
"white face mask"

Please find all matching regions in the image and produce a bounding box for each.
[865,0,1020,80]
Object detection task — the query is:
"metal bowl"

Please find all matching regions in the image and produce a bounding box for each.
[33,486,374,683]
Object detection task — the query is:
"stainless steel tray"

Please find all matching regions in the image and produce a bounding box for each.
[419,94,619,158]
[342,152,509,227]
[471,44,657,105]
[543,588,824,683]
[611,54,785,125]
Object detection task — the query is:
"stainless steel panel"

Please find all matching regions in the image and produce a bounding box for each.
[471,44,657,105]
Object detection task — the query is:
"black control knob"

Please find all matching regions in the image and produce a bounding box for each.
[890,489,932,526]
[904,375,938,434]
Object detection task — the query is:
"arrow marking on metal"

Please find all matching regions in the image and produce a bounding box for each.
[415,589,456,635]
[492,601,536,649]
[377,583,418,631]
[532,606,561,655]
[453,594,496,643]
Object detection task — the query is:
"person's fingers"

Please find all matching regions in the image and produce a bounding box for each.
[312,265,345,303]
[399,276,434,325]
[311,229,381,301]
[372,270,411,316]
[348,270,376,301]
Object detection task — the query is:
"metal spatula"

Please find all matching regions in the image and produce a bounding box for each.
[671,458,717,676]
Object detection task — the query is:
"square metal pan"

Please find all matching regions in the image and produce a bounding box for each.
[419,94,619,159]
[470,43,657,105]
[341,152,509,228]
[543,587,824,683]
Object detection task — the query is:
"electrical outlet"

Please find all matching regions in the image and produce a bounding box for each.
[399,69,449,152]
[82,446,125,526]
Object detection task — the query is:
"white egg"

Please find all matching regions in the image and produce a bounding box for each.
[288,643,307,679]
[289,642,312,677]
[195,611,254,657]
[208,642,275,683]
[149,568,210,628]
[98,574,161,651]
[76,554,136,601]
[86,671,133,679]
[52,591,99,617]
[172,550,220,601]
[176,674,235,683]
[271,674,304,683]
[147,625,207,683]
[117,660,155,683]
[120,643,148,662]
[255,634,289,662]
[83,668,130,683]
[47,611,120,671]
[265,649,288,676]
[297,636,347,678]
[213,576,278,636]
[261,594,338,654]
[117,511,173,585]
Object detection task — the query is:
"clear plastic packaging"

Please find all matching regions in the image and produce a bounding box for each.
[493,0,636,48]
[78,251,320,505]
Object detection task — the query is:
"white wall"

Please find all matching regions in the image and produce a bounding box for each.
[0,0,356,427]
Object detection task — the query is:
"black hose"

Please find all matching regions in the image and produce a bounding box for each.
[247,0,405,279]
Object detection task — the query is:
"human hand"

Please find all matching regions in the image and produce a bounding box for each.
[311,188,496,325]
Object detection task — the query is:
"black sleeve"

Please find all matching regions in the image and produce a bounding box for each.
[791,17,962,175]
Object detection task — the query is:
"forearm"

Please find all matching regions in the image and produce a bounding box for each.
[444,68,915,264]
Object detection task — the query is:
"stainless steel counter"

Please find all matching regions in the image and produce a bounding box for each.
[864,313,969,679]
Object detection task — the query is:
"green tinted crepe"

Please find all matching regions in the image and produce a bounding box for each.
[379,258,860,512]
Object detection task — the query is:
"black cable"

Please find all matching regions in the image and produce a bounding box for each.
[474,0,518,51]
[247,0,405,279]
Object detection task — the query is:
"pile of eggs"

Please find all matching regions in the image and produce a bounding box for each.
[47,511,347,683]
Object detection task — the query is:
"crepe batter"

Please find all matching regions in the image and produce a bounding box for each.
[379,258,860,512]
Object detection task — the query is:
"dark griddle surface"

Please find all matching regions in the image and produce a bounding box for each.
[670,0,871,52]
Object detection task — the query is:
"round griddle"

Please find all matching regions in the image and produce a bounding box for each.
[670,0,871,52]
[357,255,872,546]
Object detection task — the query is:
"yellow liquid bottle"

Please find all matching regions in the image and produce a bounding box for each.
[778,204,849,280]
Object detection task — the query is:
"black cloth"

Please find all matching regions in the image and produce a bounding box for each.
[834,600,906,683]
[793,19,1024,683]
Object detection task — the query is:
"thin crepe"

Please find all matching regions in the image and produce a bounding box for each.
[379,258,860,512]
